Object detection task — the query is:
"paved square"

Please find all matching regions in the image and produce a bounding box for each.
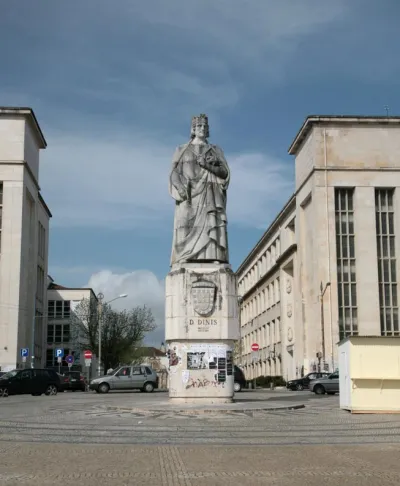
[1,390,400,484]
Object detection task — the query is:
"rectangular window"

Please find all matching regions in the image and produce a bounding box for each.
[335,189,358,339]
[37,222,46,260]
[47,323,70,344]
[376,189,398,336]
[48,300,55,318]
[36,265,44,303]
[47,324,54,343]
[276,277,280,303]
[46,349,54,368]
[48,300,71,319]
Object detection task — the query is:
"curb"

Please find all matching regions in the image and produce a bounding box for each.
[106,404,305,415]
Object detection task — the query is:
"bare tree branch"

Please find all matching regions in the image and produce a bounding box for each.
[70,299,156,371]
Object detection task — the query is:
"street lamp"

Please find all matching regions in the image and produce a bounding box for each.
[320,281,331,371]
[97,293,128,376]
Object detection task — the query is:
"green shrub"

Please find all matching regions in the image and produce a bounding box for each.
[252,375,287,387]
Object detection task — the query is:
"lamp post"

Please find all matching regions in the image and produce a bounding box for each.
[97,292,128,377]
[320,281,331,371]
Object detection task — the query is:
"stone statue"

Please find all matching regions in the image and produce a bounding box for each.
[169,114,230,265]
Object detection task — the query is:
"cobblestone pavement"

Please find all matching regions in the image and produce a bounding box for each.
[1,391,400,484]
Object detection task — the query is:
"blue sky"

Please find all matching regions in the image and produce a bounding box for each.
[1,1,400,344]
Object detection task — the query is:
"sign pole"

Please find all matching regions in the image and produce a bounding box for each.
[250,343,260,390]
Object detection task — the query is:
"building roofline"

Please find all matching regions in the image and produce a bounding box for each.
[38,192,52,218]
[288,115,400,156]
[236,193,296,276]
[48,283,98,301]
[0,107,47,148]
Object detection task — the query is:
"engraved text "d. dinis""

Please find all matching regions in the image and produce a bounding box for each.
[189,319,218,326]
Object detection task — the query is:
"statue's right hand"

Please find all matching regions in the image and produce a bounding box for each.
[178,188,187,201]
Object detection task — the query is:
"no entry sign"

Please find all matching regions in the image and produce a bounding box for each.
[251,343,260,352]
[84,350,93,359]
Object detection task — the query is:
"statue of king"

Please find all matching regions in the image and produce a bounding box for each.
[169,114,230,265]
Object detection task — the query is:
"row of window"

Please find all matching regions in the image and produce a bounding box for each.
[242,317,281,354]
[47,323,70,344]
[242,278,281,324]
[48,300,71,319]
[335,188,398,338]
[238,237,281,296]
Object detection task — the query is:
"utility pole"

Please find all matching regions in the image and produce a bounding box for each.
[320,281,331,371]
[97,292,104,377]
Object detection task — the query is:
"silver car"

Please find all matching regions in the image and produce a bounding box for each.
[89,365,158,394]
[309,372,339,395]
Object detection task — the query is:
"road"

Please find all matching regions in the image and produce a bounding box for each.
[1,390,400,485]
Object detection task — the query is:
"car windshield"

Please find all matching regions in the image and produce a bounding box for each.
[0,370,18,379]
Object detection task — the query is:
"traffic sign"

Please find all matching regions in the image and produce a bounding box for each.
[84,359,92,367]
[22,356,27,363]
[57,357,62,363]
[20,348,29,358]
[84,350,93,359]
[65,355,74,365]
[251,343,259,352]
[54,348,64,358]
[68,363,73,368]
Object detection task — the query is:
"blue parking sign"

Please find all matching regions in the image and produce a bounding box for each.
[20,348,29,358]
[55,348,64,358]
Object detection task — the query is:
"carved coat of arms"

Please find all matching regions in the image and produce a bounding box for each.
[191,279,216,316]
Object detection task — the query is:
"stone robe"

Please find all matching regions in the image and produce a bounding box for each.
[169,142,230,265]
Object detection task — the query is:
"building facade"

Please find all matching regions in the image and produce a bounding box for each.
[237,116,400,381]
[46,280,98,371]
[0,108,51,371]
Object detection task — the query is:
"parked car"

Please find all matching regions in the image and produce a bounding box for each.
[309,372,339,395]
[61,371,87,392]
[286,372,331,391]
[234,365,246,392]
[89,365,158,394]
[57,372,69,391]
[0,369,61,397]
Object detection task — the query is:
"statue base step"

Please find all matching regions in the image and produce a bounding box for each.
[169,397,234,405]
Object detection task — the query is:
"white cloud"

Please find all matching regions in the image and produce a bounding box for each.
[86,269,166,346]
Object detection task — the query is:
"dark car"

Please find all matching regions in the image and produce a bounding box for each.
[286,372,331,391]
[62,371,87,392]
[0,368,61,397]
[234,365,246,392]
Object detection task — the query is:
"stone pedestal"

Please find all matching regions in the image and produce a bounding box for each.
[165,262,240,403]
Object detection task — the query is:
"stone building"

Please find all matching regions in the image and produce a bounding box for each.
[0,107,51,371]
[237,115,400,381]
[46,279,98,370]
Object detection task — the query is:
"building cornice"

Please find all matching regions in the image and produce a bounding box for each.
[38,192,52,218]
[236,194,296,276]
[288,115,400,156]
[238,243,297,301]
[0,107,47,148]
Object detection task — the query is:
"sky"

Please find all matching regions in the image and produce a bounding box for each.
[1,1,400,345]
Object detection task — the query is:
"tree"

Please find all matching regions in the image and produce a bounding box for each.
[70,298,156,372]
